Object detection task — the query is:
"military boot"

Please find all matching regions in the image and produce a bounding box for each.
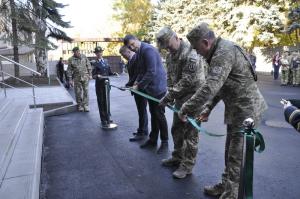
[78,106,84,112]
[203,182,225,197]
[172,165,192,179]
[84,106,89,112]
[161,158,180,167]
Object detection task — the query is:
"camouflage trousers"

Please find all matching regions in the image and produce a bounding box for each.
[292,68,300,85]
[171,109,199,171]
[220,119,260,199]
[281,67,289,85]
[74,78,89,108]
[288,68,293,85]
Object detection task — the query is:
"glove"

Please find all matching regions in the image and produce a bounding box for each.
[280,99,292,110]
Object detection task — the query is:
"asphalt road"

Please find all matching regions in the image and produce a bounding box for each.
[40,74,300,199]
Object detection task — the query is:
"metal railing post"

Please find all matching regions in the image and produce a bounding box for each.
[32,72,36,109]
[0,61,7,97]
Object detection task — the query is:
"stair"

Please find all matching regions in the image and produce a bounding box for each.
[0,98,44,199]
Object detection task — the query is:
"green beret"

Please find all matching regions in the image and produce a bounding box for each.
[72,47,79,52]
[156,27,175,49]
[94,46,104,53]
[187,22,211,45]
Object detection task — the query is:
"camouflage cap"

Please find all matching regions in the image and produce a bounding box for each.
[94,46,104,53]
[156,27,175,49]
[72,47,79,52]
[187,22,211,45]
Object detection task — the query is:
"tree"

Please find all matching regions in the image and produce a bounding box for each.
[31,0,72,75]
[151,0,297,50]
[151,0,214,40]
[112,0,153,39]
[285,1,300,43]
[0,0,72,76]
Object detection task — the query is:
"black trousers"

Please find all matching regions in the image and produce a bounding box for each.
[148,92,168,143]
[95,78,110,123]
[133,93,148,134]
[273,64,280,80]
[58,69,64,83]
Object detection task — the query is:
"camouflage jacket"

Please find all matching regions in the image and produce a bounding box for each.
[67,54,92,81]
[162,40,206,106]
[180,38,268,125]
[281,53,290,70]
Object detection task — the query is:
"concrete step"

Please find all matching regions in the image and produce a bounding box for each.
[0,108,44,199]
[0,98,12,121]
[0,102,28,181]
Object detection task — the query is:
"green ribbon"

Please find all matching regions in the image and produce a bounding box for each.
[126,87,225,137]
[239,128,265,199]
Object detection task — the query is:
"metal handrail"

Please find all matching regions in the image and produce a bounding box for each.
[0,54,40,108]
[0,70,38,88]
[0,54,41,76]
[0,82,36,98]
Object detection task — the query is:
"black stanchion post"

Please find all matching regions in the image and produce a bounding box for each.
[102,79,117,130]
[238,118,257,199]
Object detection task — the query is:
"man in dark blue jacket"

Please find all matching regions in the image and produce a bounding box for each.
[119,45,148,141]
[124,35,168,153]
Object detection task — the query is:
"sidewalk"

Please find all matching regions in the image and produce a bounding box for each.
[40,74,300,199]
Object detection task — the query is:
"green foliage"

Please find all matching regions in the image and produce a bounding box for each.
[151,0,299,49]
[112,0,153,40]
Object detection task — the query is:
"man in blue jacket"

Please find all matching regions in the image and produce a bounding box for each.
[124,35,168,153]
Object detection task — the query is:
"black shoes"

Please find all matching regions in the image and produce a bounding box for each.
[140,139,157,148]
[101,121,109,128]
[129,134,146,142]
[156,142,168,154]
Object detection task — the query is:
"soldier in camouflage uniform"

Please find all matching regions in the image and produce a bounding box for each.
[67,47,92,112]
[280,50,290,86]
[291,51,300,86]
[156,27,206,179]
[178,23,268,199]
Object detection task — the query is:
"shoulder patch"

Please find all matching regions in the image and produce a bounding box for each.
[210,66,222,75]
[188,59,197,72]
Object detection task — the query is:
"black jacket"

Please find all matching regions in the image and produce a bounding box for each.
[126,54,138,87]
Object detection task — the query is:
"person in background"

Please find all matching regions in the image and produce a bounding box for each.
[67,47,92,112]
[291,51,300,87]
[272,51,281,80]
[281,50,290,86]
[56,57,64,83]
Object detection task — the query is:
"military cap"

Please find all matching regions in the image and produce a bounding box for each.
[72,47,79,52]
[94,46,104,53]
[156,27,175,49]
[187,22,211,44]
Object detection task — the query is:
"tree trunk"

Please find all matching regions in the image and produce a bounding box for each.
[9,0,19,77]
[34,47,47,76]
